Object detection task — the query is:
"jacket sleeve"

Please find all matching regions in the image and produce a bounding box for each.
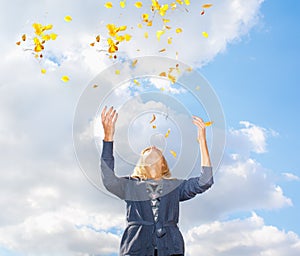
[179,166,214,202]
[100,140,126,199]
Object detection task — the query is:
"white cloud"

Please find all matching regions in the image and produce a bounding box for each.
[185,212,300,256]
[282,172,300,181]
[227,121,278,157]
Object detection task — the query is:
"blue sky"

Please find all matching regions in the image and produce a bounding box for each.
[201,0,300,234]
[0,0,300,255]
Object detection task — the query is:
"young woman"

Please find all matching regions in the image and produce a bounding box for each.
[101,106,214,256]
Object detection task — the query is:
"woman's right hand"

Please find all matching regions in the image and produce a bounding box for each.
[101,106,118,141]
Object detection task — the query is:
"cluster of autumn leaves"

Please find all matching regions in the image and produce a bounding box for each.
[16,0,213,82]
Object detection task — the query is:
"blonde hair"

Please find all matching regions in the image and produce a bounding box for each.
[131,146,172,180]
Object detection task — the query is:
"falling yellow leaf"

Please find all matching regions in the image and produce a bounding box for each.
[184,0,190,5]
[160,87,165,91]
[61,75,70,82]
[41,68,46,74]
[159,48,166,52]
[176,28,183,34]
[176,0,183,4]
[168,37,172,44]
[163,18,170,23]
[90,42,95,47]
[202,4,213,8]
[132,59,138,67]
[150,114,156,124]
[142,13,149,22]
[96,35,100,42]
[105,2,113,8]
[159,72,167,77]
[152,125,157,129]
[205,121,213,127]
[50,33,57,40]
[170,150,177,158]
[64,15,72,22]
[134,1,143,8]
[93,84,98,88]
[22,34,26,41]
[137,23,143,28]
[144,32,149,38]
[133,79,140,86]
[186,67,193,72]
[170,2,177,10]
[147,20,153,26]
[165,129,171,138]
[202,31,209,38]
[120,0,126,8]
[16,41,21,45]
[156,30,165,41]
[168,73,176,84]
[115,69,120,75]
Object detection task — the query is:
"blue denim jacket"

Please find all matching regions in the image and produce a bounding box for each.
[100,141,213,256]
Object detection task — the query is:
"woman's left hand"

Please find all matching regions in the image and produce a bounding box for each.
[192,115,206,143]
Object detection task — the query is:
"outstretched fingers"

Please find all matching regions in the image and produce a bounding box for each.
[192,115,205,128]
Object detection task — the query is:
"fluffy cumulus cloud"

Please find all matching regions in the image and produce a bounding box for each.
[2,0,299,255]
[185,213,300,256]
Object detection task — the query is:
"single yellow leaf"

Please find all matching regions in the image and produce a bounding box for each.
[132,59,138,67]
[137,23,143,28]
[115,69,120,75]
[186,67,193,72]
[156,30,165,41]
[170,150,177,158]
[144,32,149,38]
[22,34,26,41]
[105,2,113,8]
[142,13,149,22]
[44,24,53,30]
[202,31,209,38]
[133,79,140,86]
[96,35,100,42]
[168,37,172,44]
[64,15,72,22]
[120,0,126,8]
[159,48,166,52]
[184,0,190,5]
[93,84,98,88]
[165,129,171,138]
[176,28,183,34]
[176,0,183,5]
[50,33,57,40]
[152,125,157,129]
[134,1,143,8]
[147,20,153,26]
[90,42,95,47]
[202,4,213,8]
[150,114,156,124]
[16,41,21,45]
[41,68,46,74]
[163,18,170,23]
[61,75,70,82]
[205,121,213,127]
